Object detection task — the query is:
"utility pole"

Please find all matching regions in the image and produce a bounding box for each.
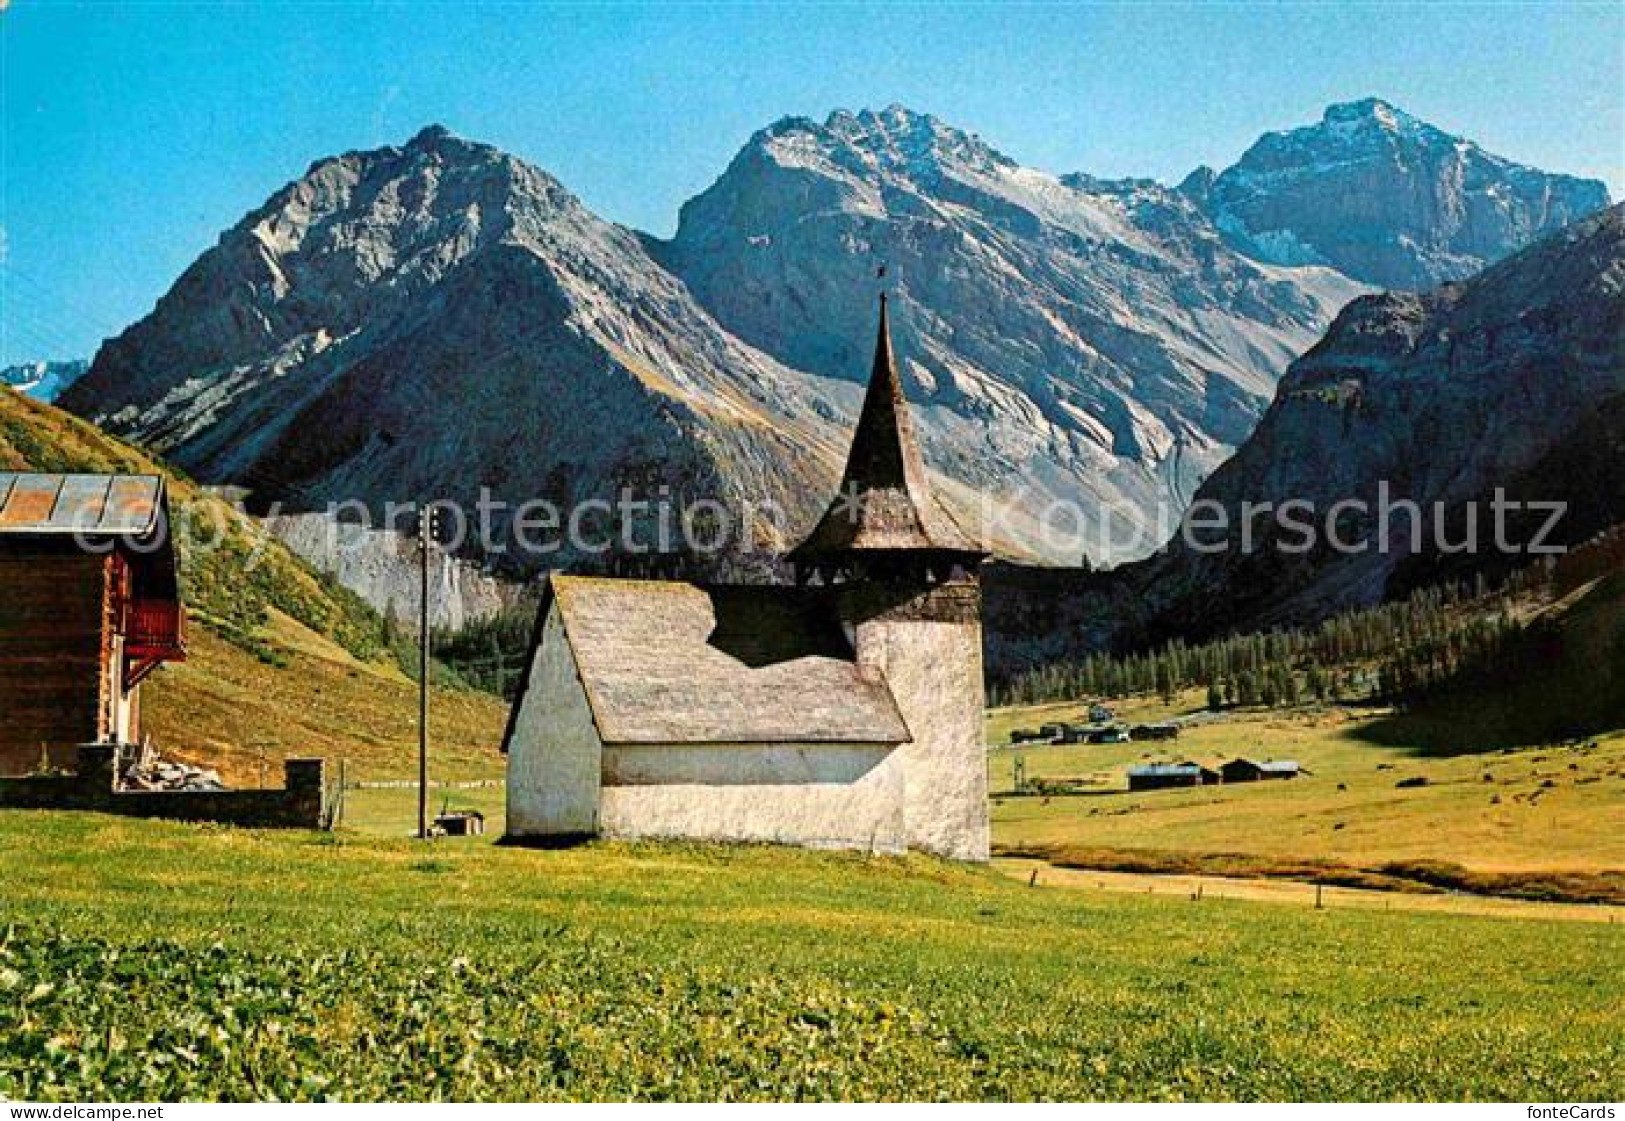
[418,503,439,840]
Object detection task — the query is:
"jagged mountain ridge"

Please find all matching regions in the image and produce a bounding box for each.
[655,106,1367,560]
[62,127,876,562]
[1189,98,1610,289]
[61,103,1609,569]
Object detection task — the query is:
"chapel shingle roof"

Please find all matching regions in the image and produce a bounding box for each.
[532,575,913,746]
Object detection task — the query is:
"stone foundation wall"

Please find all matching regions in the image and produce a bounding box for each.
[0,746,329,829]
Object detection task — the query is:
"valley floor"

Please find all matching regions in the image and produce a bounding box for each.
[1,812,1620,1101]
[996,859,1623,924]
[987,692,1625,905]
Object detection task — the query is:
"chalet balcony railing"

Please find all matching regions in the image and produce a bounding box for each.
[126,600,187,659]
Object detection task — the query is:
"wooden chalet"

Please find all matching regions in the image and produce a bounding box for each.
[0,473,186,775]
[1127,762,1218,790]
[1219,758,1301,783]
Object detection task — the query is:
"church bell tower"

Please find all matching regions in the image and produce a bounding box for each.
[790,294,989,860]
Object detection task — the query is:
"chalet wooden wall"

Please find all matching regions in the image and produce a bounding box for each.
[0,550,110,775]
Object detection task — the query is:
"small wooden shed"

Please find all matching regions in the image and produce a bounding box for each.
[1127,762,1217,790]
[0,473,186,775]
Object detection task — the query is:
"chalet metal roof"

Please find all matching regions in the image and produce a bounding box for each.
[0,473,165,537]
[1127,762,1207,777]
[790,296,982,560]
[544,575,912,747]
[1222,758,1301,772]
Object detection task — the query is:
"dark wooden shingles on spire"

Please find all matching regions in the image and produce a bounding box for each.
[791,295,981,559]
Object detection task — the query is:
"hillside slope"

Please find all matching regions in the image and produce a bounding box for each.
[985,205,1625,671]
[1371,557,1625,750]
[0,389,507,782]
[1140,203,1625,641]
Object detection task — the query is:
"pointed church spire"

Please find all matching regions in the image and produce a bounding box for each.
[844,292,929,498]
[790,293,982,569]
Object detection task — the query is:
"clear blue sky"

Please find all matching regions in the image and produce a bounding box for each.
[2,1,1621,367]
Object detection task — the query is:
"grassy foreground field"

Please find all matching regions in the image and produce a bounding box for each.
[2,812,1622,1101]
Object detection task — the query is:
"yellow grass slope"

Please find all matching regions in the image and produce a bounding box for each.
[143,614,507,785]
[988,565,1625,905]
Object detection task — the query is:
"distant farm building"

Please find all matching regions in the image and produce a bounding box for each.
[503,297,990,860]
[434,810,486,837]
[1220,758,1302,783]
[1088,726,1130,744]
[1130,722,1180,741]
[1127,762,1218,790]
[1088,704,1113,722]
[0,473,186,775]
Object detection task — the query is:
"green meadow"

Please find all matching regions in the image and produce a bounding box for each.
[986,691,1625,903]
[2,812,1622,1101]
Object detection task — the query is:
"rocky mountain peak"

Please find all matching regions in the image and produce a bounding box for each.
[407,122,459,148]
[1239,97,1459,178]
[659,105,1366,562]
[753,104,1014,184]
[1,360,88,403]
[1204,98,1610,288]
[61,128,858,557]
[1320,96,1421,132]
[390,123,534,182]
[1175,165,1217,203]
